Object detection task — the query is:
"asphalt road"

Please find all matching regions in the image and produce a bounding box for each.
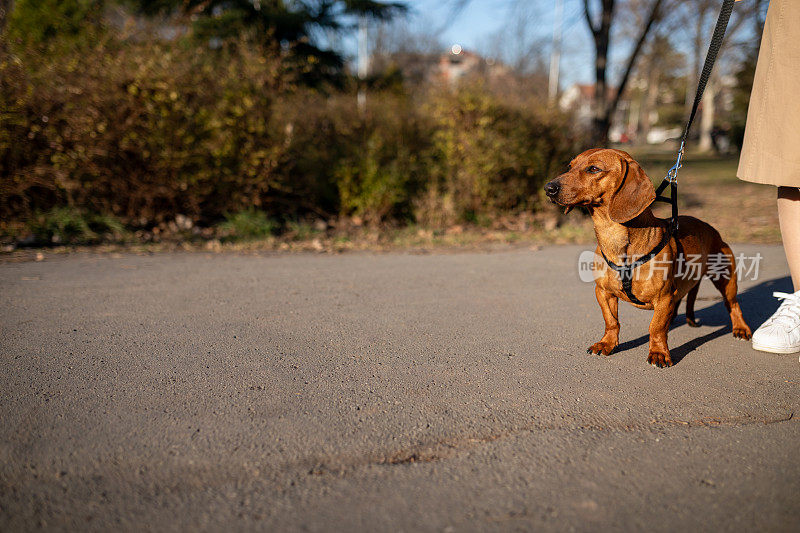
[1,245,798,532]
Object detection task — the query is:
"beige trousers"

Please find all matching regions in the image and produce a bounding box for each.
[737,0,800,187]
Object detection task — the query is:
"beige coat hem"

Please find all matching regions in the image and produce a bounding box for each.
[737,150,800,187]
[737,0,800,188]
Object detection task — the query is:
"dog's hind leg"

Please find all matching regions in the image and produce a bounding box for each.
[685,282,701,327]
[710,243,752,340]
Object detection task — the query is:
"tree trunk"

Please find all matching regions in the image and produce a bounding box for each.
[584,0,615,143]
[686,7,707,116]
[0,0,12,34]
[583,0,663,144]
[640,56,659,140]
[698,80,715,153]
[754,0,766,43]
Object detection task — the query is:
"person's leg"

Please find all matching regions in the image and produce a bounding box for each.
[777,186,800,291]
[750,186,800,354]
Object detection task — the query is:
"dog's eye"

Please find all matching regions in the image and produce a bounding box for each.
[585,165,602,174]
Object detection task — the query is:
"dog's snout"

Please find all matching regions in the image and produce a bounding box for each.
[544,181,560,197]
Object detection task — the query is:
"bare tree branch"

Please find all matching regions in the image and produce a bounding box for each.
[583,0,598,35]
[605,0,664,121]
[433,0,471,35]
[0,0,12,34]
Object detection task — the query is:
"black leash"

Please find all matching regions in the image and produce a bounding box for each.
[602,0,735,305]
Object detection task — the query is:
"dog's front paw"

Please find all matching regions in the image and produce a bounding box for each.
[587,341,615,356]
[733,324,752,340]
[647,349,673,368]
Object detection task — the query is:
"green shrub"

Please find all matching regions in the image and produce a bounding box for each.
[333,109,427,225]
[284,220,320,241]
[217,209,277,241]
[6,0,104,49]
[0,34,576,237]
[26,207,126,244]
[418,87,575,228]
[0,37,288,225]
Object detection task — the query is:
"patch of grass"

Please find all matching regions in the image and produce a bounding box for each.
[285,221,319,241]
[27,207,126,245]
[629,146,779,243]
[217,209,277,242]
[630,148,740,185]
[462,210,493,228]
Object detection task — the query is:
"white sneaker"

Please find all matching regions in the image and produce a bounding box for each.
[751,290,800,354]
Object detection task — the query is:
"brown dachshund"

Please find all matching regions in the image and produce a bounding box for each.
[545,149,751,367]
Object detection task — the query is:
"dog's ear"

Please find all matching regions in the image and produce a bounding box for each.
[608,157,656,223]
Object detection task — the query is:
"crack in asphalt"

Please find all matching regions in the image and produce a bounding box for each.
[304,410,796,476]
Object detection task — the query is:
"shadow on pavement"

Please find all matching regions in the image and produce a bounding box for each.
[614,275,793,364]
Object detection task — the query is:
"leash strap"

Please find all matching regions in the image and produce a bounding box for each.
[679,0,736,149]
[659,0,735,188]
[657,0,735,196]
[604,0,734,304]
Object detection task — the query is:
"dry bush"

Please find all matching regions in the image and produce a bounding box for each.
[1,38,287,226]
[1,36,576,239]
[416,86,575,228]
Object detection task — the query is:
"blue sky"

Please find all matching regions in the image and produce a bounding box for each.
[402,0,596,86]
[341,0,761,91]
[407,0,510,49]
[337,1,595,87]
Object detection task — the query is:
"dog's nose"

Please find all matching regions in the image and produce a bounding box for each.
[544,181,560,197]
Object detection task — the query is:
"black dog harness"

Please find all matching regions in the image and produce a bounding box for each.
[599,175,676,306]
[599,0,734,306]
